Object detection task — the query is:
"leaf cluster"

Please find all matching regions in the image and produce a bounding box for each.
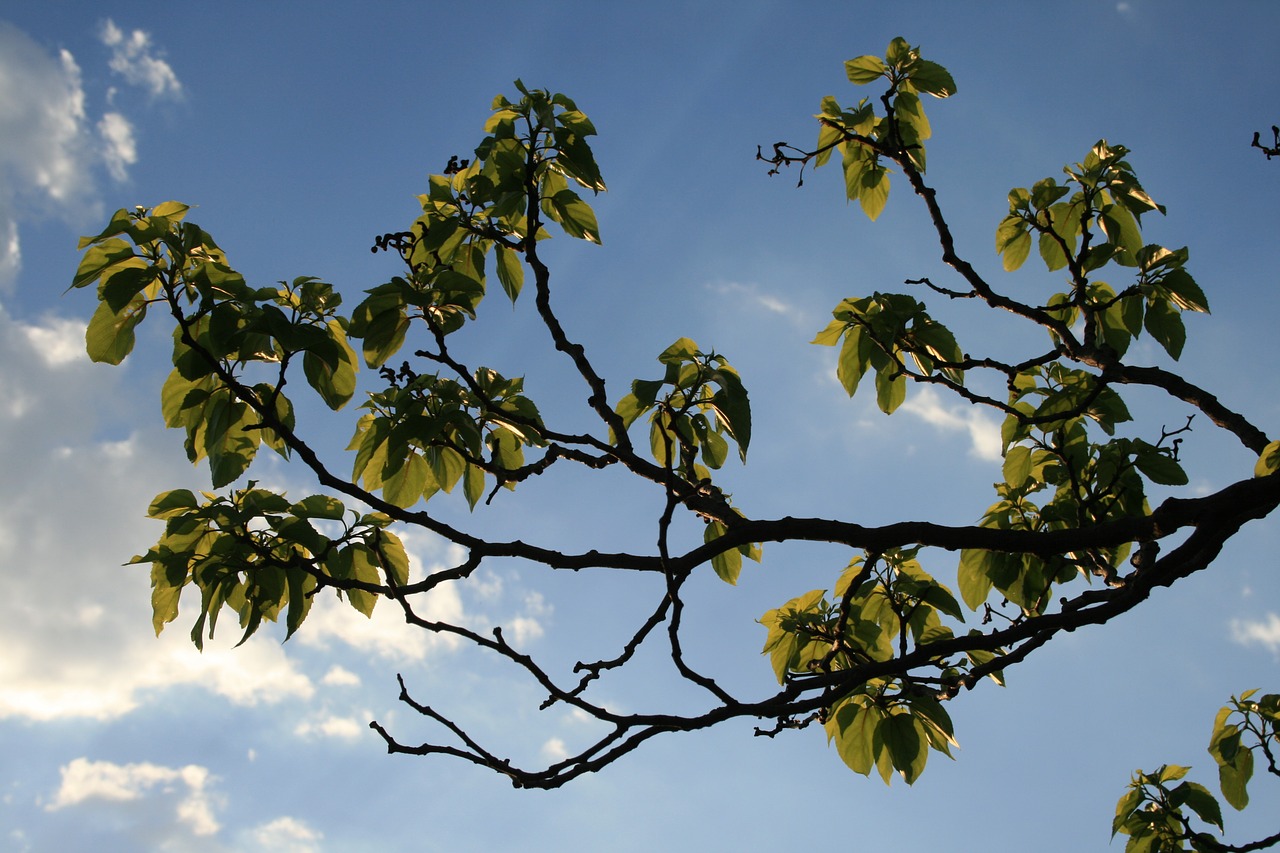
[614,337,752,478]
[760,549,975,784]
[812,292,963,414]
[348,366,544,510]
[808,38,955,219]
[1114,691,1280,852]
[138,485,408,648]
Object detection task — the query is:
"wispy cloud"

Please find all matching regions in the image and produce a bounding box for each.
[1230,613,1280,655]
[900,386,1002,461]
[0,26,93,288]
[99,20,184,99]
[707,280,811,325]
[293,713,368,741]
[0,21,180,290]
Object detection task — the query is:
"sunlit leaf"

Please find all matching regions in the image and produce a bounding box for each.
[845,55,886,85]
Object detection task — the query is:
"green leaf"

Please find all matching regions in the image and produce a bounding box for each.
[957,550,994,611]
[203,396,258,488]
[383,452,430,508]
[494,244,525,302]
[1134,450,1187,486]
[1037,230,1069,272]
[845,55,886,85]
[699,426,729,469]
[86,297,147,364]
[375,529,411,587]
[1143,300,1186,360]
[344,546,382,618]
[1172,782,1223,832]
[705,520,741,585]
[614,391,653,433]
[1099,203,1143,258]
[1218,747,1252,810]
[884,37,912,66]
[283,566,316,640]
[1002,445,1033,488]
[996,219,1032,272]
[351,287,411,368]
[274,516,328,554]
[72,238,140,289]
[147,489,199,519]
[836,325,870,396]
[463,461,486,509]
[881,712,925,784]
[290,495,346,520]
[429,446,467,493]
[830,702,878,775]
[542,188,601,243]
[710,368,752,458]
[1254,440,1280,477]
[152,200,191,220]
[150,561,186,636]
[302,320,358,410]
[100,264,159,312]
[658,337,700,365]
[874,368,906,415]
[812,318,846,347]
[1113,786,1145,837]
[1162,269,1210,313]
[908,60,956,98]
[859,166,890,221]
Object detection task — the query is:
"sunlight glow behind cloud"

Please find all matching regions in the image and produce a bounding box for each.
[0,310,318,722]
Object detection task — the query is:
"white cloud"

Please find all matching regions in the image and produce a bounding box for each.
[508,591,551,645]
[15,313,87,367]
[541,737,569,762]
[246,816,323,853]
[708,280,809,324]
[320,665,361,687]
[0,25,94,289]
[44,759,329,853]
[297,583,464,663]
[900,385,1002,461]
[46,758,221,837]
[296,536,470,663]
[97,112,138,182]
[99,20,183,99]
[0,219,19,286]
[0,626,314,722]
[294,712,367,741]
[0,308,318,722]
[1230,613,1280,655]
[0,21,177,291]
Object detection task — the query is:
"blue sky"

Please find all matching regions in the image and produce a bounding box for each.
[2,3,1279,851]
